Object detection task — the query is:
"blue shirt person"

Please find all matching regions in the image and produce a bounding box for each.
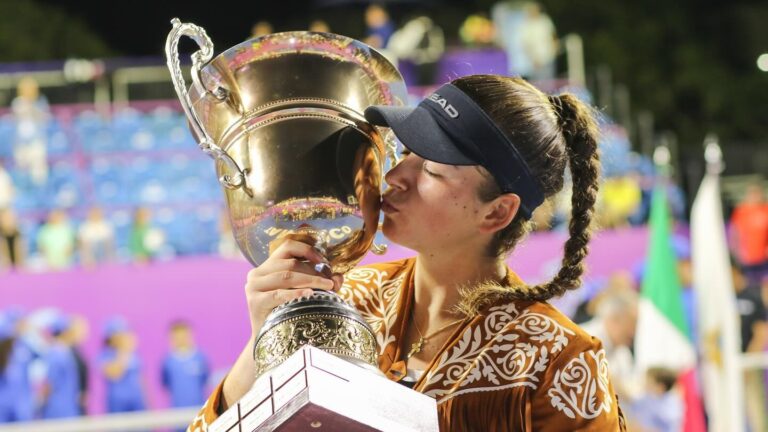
[41,316,80,419]
[99,317,146,413]
[0,312,36,422]
[161,321,209,408]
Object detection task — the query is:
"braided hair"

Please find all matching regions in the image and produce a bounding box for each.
[452,75,601,302]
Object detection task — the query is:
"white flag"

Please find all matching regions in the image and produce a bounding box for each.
[691,172,744,432]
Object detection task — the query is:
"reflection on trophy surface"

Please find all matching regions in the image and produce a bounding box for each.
[167,18,437,432]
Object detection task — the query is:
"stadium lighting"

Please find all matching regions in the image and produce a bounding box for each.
[758,53,768,72]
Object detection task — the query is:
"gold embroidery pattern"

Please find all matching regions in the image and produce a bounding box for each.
[339,266,404,355]
[548,349,613,419]
[423,303,575,404]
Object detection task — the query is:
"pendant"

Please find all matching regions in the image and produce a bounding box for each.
[407,337,425,359]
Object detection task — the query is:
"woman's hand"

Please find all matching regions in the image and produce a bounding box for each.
[245,238,343,340]
[220,237,343,411]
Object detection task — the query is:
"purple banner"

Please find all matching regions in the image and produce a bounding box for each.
[1,227,648,414]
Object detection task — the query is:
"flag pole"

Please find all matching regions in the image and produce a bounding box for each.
[692,133,745,432]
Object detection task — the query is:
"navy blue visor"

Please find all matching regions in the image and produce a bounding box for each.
[365,83,545,219]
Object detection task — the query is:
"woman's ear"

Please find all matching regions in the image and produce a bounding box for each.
[478,193,520,234]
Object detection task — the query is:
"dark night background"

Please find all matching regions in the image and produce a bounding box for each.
[1,0,766,158]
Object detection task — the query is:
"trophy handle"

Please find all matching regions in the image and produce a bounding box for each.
[165,18,253,197]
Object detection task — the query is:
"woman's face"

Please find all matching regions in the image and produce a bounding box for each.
[381,150,492,253]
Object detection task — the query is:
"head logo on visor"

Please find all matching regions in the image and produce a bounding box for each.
[427,93,459,118]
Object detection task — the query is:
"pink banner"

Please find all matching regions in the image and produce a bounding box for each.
[1,226,648,413]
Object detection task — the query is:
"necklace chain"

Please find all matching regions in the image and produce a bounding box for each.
[406,309,464,359]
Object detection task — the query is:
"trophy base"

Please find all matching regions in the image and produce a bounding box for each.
[209,345,438,432]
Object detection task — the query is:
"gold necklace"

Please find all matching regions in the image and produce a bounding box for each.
[406,311,465,359]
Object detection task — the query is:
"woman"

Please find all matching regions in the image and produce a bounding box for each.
[189,75,626,430]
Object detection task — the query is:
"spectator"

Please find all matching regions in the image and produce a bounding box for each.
[730,182,768,284]
[629,368,683,432]
[161,321,209,409]
[11,76,49,186]
[308,19,330,33]
[41,315,80,419]
[581,284,640,400]
[99,317,146,413]
[250,20,273,39]
[129,207,163,263]
[364,4,395,49]
[36,209,75,270]
[0,310,35,422]
[0,315,16,422]
[599,174,642,229]
[518,2,558,81]
[0,208,25,271]
[217,210,240,259]
[459,14,497,48]
[0,163,13,210]
[732,262,768,431]
[78,207,115,268]
[66,315,90,414]
[388,15,445,85]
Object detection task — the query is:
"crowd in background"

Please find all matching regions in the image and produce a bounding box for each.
[0,309,209,421]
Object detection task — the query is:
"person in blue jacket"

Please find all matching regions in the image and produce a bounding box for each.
[0,310,36,422]
[99,317,146,413]
[161,320,209,408]
[41,314,80,418]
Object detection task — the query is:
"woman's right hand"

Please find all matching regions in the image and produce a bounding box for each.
[244,238,343,338]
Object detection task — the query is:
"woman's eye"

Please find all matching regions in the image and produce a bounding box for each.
[399,149,412,156]
[422,162,440,177]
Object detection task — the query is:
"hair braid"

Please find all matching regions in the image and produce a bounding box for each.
[520,94,601,301]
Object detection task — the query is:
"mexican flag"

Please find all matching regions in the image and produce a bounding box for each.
[634,185,705,431]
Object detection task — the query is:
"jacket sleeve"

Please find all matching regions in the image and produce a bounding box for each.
[187,379,225,432]
[529,338,627,431]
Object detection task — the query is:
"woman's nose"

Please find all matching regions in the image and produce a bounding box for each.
[384,157,411,191]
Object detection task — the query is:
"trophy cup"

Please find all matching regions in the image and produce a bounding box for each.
[166,19,438,432]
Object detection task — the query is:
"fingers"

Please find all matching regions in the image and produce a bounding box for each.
[269,239,326,264]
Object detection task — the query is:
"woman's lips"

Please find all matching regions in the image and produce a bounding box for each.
[381,198,399,213]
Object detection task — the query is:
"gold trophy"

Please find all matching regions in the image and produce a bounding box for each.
[165,19,437,431]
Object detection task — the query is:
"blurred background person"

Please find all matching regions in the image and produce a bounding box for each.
[217,210,240,259]
[363,4,394,49]
[78,206,115,268]
[11,76,49,187]
[519,2,558,81]
[129,207,163,263]
[0,309,35,422]
[0,208,25,271]
[40,314,80,419]
[161,320,209,411]
[99,317,146,413]
[599,174,642,229]
[0,315,16,422]
[459,13,497,48]
[250,20,273,39]
[732,262,768,431]
[36,209,75,270]
[308,19,330,33]
[581,279,640,401]
[66,315,89,415]
[730,182,768,284]
[628,367,683,432]
[0,163,13,210]
[388,15,445,86]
